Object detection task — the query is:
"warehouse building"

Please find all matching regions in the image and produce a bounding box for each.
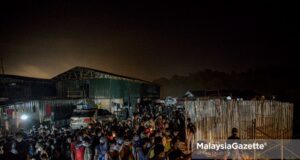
[1,67,160,129]
[1,67,159,104]
[53,66,160,110]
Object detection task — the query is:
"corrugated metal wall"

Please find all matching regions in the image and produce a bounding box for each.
[90,79,142,98]
[185,99,293,141]
[4,98,130,127]
[0,77,56,100]
[57,78,159,99]
[6,99,80,122]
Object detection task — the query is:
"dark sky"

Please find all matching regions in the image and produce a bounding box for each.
[0,1,298,81]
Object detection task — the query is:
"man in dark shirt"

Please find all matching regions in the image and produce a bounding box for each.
[149,143,165,160]
[15,132,28,160]
[168,140,191,160]
[225,128,242,160]
[227,128,240,140]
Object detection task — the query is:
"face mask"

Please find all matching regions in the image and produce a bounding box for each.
[133,136,139,142]
[146,143,151,148]
[117,138,123,145]
[11,143,16,149]
[11,148,18,154]
[16,138,23,142]
[83,143,90,147]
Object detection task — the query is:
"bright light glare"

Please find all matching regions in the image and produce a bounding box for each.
[226,96,232,100]
[20,114,29,120]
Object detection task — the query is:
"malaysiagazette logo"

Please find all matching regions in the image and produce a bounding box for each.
[196,142,267,151]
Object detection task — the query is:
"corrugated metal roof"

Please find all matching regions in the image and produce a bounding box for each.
[0,74,54,82]
[52,66,154,84]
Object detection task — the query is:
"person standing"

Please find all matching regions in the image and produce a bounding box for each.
[94,137,108,160]
[168,141,191,160]
[69,136,76,160]
[225,128,242,160]
[83,137,93,160]
[15,132,28,160]
[186,118,195,152]
[149,136,165,160]
[75,136,85,160]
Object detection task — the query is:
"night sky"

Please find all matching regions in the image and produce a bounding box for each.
[0,1,298,81]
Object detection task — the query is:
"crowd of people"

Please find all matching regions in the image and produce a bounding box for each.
[0,105,196,160]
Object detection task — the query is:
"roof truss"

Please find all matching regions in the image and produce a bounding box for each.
[53,67,142,82]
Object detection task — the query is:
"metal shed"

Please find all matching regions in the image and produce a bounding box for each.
[53,66,159,110]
